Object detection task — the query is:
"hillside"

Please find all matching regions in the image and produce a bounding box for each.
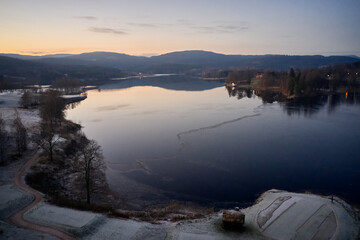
[0,56,123,85]
[1,51,359,84]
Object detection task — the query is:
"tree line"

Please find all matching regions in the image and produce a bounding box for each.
[226,61,360,97]
[52,78,83,94]
[0,55,123,87]
[33,89,106,204]
[1,87,106,204]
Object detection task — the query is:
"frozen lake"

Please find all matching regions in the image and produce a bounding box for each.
[66,75,360,208]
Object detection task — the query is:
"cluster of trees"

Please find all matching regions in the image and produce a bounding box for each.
[33,89,105,204]
[19,90,40,108]
[14,112,27,155]
[52,78,83,94]
[74,137,106,204]
[227,69,256,85]
[284,63,359,96]
[0,115,8,164]
[66,135,106,204]
[0,75,25,90]
[285,68,332,96]
[259,71,287,89]
[202,70,230,79]
[5,89,66,164]
[39,90,66,125]
[18,77,83,108]
[226,61,360,97]
[0,111,27,165]
[0,56,123,86]
[35,90,66,162]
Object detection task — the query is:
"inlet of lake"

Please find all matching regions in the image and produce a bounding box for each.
[66,75,360,209]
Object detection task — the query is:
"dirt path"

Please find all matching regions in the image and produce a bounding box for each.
[8,150,79,240]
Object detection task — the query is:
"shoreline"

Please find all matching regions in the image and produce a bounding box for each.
[2,173,359,240]
[2,143,359,239]
[225,82,359,99]
[1,90,359,239]
[2,90,360,211]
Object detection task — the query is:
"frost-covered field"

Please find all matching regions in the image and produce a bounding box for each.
[3,186,358,239]
[0,185,33,219]
[0,90,22,107]
[0,91,41,131]
[0,107,40,130]
[0,220,58,240]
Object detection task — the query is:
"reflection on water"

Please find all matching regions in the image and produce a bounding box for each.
[67,76,360,208]
[67,101,82,110]
[102,75,224,91]
[227,86,360,117]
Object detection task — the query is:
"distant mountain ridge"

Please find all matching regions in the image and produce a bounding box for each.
[0,53,73,60]
[1,50,359,71]
[1,50,359,84]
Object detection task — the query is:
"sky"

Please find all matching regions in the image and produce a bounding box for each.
[0,0,359,56]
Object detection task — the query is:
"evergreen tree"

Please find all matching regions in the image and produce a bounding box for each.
[288,68,295,95]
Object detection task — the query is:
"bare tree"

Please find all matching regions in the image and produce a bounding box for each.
[20,90,32,108]
[36,122,60,162]
[0,115,8,164]
[39,90,66,126]
[73,136,106,204]
[52,78,83,94]
[20,90,39,108]
[13,111,27,155]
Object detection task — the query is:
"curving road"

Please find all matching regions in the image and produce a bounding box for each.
[8,150,79,240]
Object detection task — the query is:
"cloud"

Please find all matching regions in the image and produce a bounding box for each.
[127,22,157,28]
[177,19,194,26]
[74,16,98,20]
[22,51,47,55]
[20,49,69,55]
[89,27,127,35]
[190,24,249,34]
[179,20,250,34]
[190,26,216,34]
[217,25,249,31]
[177,19,189,23]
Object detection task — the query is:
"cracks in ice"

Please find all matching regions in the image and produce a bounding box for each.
[108,104,265,174]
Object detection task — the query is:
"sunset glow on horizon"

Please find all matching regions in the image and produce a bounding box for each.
[1,0,359,56]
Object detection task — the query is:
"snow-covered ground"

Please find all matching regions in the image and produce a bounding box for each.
[0,90,22,107]
[24,202,103,236]
[0,220,58,240]
[0,91,41,131]
[241,189,359,240]
[1,185,358,239]
[0,92,41,156]
[0,185,33,219]
[0,107,41,148]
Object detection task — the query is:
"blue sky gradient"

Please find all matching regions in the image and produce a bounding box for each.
[0,0,359,56]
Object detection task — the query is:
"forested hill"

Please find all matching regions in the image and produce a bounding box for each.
[0,51,359,85]
[44,51,360,71]
[0,56,123,85]
[2,51,359,71]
